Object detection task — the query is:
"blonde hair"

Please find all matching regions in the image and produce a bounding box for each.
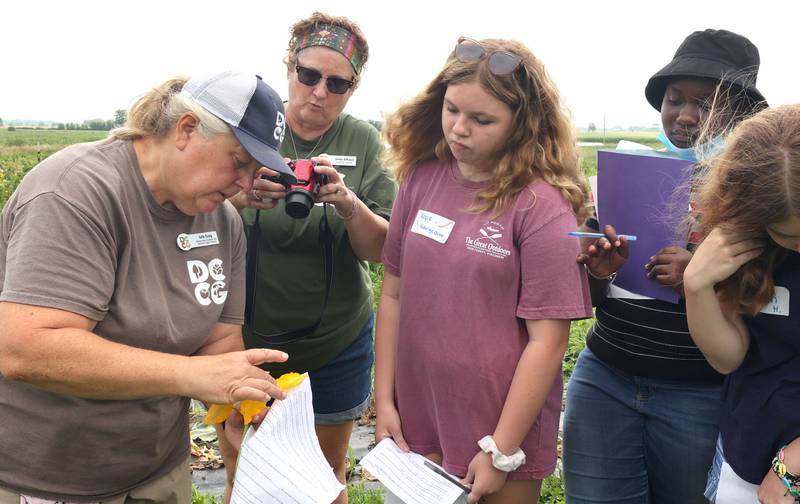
[383,38,585,219]
[285,12,370,81]
[111,76,230,140]
[696,104,800,315]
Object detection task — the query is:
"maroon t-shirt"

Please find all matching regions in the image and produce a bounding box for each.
[383,159,592,479]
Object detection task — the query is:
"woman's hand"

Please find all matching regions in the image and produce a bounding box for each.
[683,228,766,294]
[229,166,288,211]
[185,348,288,405]
[375,400,409,452]
[575,224,631,278]
[462,451,507,504]
[312,157,357,219]
[222,404,270,450]
[645,246,693,294]
[757,469,796,503]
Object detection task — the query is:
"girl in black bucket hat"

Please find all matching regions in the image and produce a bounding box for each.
[645,29,766,114]
[563,29,767,504]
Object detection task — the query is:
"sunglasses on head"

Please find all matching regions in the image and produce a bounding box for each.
[454,37,523,75]
[295,65,355,95]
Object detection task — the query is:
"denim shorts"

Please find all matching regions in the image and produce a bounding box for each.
[309,312,374,425]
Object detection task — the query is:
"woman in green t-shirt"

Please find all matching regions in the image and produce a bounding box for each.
[229,12,396,504]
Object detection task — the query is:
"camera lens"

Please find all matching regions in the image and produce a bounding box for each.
[285,189,314,218]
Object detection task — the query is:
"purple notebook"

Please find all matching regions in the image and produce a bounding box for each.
[597,150,693,303]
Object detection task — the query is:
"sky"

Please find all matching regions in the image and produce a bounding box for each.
[2,0,797,129]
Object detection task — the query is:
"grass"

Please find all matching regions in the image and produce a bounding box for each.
[578,130,660,145]
[348,483,385,504]
[191,485,224,504]
[539,469,566,503]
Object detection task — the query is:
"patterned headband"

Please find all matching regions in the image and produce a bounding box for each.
[293,23,363,74]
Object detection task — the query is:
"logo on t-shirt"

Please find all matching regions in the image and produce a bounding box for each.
[186,258,228,306]
[465,221,511,259]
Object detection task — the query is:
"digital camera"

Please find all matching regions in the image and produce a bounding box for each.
[263,159,326,219]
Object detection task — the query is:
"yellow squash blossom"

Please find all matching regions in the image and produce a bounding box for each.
[203,372,306,425]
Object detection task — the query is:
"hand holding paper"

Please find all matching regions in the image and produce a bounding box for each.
[645,246,693,294]
[360,438,467,504]
[597,150,694,302]
[230,376,344,504]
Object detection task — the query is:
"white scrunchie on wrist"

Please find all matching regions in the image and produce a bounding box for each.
[478,435,526,472]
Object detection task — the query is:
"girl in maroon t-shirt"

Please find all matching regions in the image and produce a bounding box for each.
[375,37,592,504]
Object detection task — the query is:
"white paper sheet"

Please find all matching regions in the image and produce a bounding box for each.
[230,377,344,504]
[359,438,466,504]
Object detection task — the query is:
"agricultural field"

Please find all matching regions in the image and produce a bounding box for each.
[578,130,660,177]
[0,129,108,207]
[0,127,659,207]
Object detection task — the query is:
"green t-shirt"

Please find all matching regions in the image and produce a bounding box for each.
[242,113,396,374]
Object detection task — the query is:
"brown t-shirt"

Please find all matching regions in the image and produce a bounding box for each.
[0,138,246,499]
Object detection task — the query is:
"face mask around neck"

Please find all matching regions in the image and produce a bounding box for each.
[657,128,697,162]
[657,128,725,163]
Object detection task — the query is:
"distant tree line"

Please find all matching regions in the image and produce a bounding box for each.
[2,110,127,131]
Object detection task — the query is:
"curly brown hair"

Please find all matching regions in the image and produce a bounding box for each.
[383,38,585,220]
[696,104,800,315]
[284,12,369,79]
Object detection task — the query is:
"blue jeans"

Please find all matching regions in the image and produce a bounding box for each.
[562,347,721,504]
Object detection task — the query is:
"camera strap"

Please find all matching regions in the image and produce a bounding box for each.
[244,205,334,345]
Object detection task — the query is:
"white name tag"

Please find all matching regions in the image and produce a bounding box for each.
[760,286,790,316]
[328,155,357,167]
[177,231,220,251]
[410,210,455,244]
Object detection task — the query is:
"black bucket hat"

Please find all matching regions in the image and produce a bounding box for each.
[645,29,767,111]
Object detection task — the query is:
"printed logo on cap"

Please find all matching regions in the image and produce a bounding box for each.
[274,111,286,143]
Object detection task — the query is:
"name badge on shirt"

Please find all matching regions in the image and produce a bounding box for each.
[177,231,220,251]
[760,286,790,316]
[328,155,357,167]
[411,210,455,244]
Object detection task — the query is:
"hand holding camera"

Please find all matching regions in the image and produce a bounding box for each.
[251,156,356,219]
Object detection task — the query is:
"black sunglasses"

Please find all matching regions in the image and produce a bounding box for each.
[454,37,522,75]
[295,65,355,95]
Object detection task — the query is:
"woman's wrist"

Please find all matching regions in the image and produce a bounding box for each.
[682,274,713,296]
[478,435,526,472]
[584,264,616,281]
[333,188,359,221]
[783,442,800,474]
[375,395,395,410]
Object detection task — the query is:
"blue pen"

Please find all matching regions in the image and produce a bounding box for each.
[568,231,637,241]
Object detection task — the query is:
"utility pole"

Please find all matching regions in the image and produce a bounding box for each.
[602,114,606,145]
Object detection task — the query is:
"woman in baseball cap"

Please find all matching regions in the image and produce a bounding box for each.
[0,72,289,501]
[563,29,767,504]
